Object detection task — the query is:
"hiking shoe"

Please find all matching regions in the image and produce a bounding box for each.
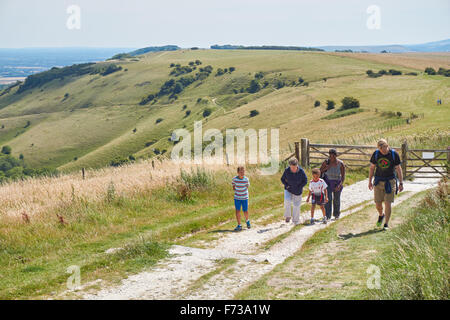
[383,224,389,231]
[376,215,385,228]
[310,218,315,225]
[246,220,251,229]
[334,214,340,220]
[234,225,242,232]
[323,217,327,224]
[285,217,291,223]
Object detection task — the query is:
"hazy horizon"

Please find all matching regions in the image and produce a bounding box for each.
[0,37,449,50]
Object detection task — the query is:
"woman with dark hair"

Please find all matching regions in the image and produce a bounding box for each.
[320,149,345,220]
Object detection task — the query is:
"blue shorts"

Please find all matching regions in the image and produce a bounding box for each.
[234,199,248,212]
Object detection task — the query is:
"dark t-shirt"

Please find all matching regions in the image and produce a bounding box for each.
[370,149,401,178]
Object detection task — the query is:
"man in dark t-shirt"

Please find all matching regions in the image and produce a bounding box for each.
[368,139,404,230]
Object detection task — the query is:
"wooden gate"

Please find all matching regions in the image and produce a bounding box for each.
[288,138,449,179]
[404,147,449,179]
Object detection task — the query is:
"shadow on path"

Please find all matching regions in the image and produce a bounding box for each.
[209,229,236,233]
[338,228,384,240]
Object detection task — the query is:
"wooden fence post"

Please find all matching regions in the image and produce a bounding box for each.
[306,139,310,168]
[82,168,85,180]
[447,146,450,174]
[401,141,408,176]
[152,160,155,169]
[294,142,300,162]
[300,138,309,168]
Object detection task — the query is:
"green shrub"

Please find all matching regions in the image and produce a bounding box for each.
[202,108,212,117]
[314,100,320,107]
[322,108,363,120]
[110,157,129,167]
[248,80,261,93]
[274,80,285,89]
[255,72,264,79]
[424,67,436,75]
[1,145,12,155]
[339,96,360,110]
[250,110,259,117]
[170,65,193,76]
[388,69,402,75]
[216,68,224,76]
[326,100,335,110]
[155,118,163,124]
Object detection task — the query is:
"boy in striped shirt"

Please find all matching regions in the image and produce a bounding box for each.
[232,166,250,231]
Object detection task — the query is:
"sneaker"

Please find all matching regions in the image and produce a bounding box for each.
[334,214,340,220]
[285,217,291,223]
[246,220,251,229]
[234,225,242,232]
[310,218,315,225]
[383,224,389,231]
[376,215,385,228]
[323,217,327,224]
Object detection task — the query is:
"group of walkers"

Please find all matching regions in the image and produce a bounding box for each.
[231,139,404,232]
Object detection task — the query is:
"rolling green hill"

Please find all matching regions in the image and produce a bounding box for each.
[0,49,448,172]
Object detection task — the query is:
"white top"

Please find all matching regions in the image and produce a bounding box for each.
[309,178,328,195]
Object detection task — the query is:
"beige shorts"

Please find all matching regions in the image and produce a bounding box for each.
[374,179,396,203]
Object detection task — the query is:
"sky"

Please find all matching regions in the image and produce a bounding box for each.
[0,0,449,48]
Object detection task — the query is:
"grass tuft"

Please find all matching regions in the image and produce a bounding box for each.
[366,179,449,300]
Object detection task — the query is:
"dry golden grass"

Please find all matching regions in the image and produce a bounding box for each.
[328,52,450,71]
[0,158,235,220]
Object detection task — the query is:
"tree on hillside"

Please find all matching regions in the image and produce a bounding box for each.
[248,80,261,93]
[340,97,360,110]
[255,72,264,79]
[173,82,184,94]
[249,110,259,117]
[425,67,436,75]
[388,69,402,75]
[202,108,212,117]
[326,100,335,110]
[314,100,321,107]
[1,145,11,155]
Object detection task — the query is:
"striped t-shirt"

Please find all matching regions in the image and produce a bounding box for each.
[232,175,250,200]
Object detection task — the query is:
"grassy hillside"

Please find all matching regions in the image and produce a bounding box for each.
[0,49,448,172]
